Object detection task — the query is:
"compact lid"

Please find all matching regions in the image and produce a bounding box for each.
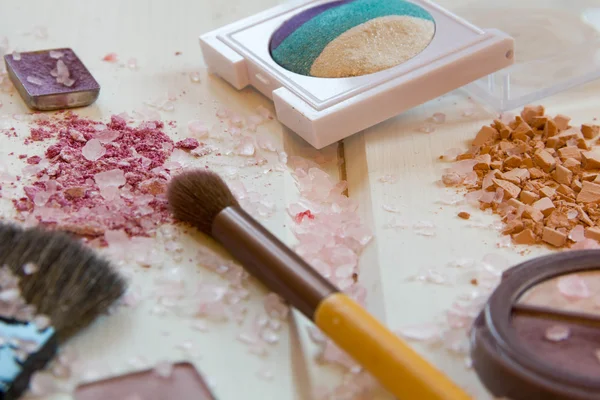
[471,250,600,400]
[457,0,600,112]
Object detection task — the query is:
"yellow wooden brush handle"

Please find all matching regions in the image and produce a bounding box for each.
[315,293,471,400]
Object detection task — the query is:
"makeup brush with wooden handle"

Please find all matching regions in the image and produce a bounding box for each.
[167,169,471,400]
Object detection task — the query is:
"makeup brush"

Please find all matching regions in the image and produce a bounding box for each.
[167,169,471,400]
[0,222,126,399]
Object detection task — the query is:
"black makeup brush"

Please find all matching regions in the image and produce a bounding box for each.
[0,222,126,399]
[167,169,470,400]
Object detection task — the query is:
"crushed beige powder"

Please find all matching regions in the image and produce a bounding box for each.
[442,105,600,248]
[310,15,435,78]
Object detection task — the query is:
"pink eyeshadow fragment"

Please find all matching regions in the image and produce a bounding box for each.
[26,156,41,164]
[175,138,200,150]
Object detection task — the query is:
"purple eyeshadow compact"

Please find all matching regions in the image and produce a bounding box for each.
[3,48,100,111]
[471,250,600,400]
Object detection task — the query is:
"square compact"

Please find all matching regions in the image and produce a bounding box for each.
[471,250,600,400]
[200,0,515,148]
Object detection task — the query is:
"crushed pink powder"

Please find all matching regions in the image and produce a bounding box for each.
[12,113,175,238]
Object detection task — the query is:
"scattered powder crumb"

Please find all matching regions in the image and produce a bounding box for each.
[127,58,138,70]
[378,174,397,184]
[189,71,201,83]
[175,138,200,150]
[545,325,570,342]
[441,105,600,249]
[153,361,173,378]
[458,211,470,220]
[102,53,118,62]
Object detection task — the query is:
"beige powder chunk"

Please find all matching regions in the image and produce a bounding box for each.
[533,149,556,172]
[562,158,581,172]
[507,198,524,209]
[544,119,558,137]
[539,186,556,199]
[504,155,522,168]
[582,173,599,181]
[473,154,491,170]
[572,179,583,193]
[499,141,515,152]
[577,137,590,150]
[503,220,524,234]
[557,184,576,199]
[513,229,537,245]
[457,153,474,160]
[520,191,539,204]
[577,206,594,226]
[554,114,571,131]
[502,168,530,185]
[542,227,567,247]
[530,116,548,129]
[582,124,600,139]
[522,155,534,168]
[493,120,512,139]
[554,165,573,185]
[492,179,521,199]
[512,122,534,140]
[581,151,600,170]
[490,161,503,170]
[584,227,600,242]
[473,126,498,147]
[520,105,545,125]
[577,181,600,203]
[557,146,581,161]
[528,168,545,179]
[523,205,545,222]
[533,197,555,216]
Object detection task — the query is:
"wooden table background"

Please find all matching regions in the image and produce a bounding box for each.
[1,0,600,399]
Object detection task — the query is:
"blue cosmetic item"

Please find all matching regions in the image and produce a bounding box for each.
[0,317,57,400]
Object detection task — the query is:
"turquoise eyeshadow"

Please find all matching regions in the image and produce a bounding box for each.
[271,0,435,77]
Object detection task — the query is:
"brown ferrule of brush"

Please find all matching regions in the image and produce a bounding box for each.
[212,206,337,319]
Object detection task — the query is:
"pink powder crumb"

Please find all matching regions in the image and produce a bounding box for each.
[18,154,27,159]
[26,156,41,165]
[174,138,200,150]
[12,112,175,238]
[30,128,53,141]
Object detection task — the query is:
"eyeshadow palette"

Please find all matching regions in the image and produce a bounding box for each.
[200,0,514,148]
[3,48,100,111]
[471,250,600,400]
[74,362,216,400]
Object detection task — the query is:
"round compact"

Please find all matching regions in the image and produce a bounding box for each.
[471,250,600,400]
[269,0,436,78]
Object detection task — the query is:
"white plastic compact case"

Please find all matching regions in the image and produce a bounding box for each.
[200,0,515,148]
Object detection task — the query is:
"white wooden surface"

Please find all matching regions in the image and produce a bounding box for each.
[1,0,600,399]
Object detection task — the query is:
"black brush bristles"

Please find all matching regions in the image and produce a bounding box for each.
[0,223,126,341]
[167,169,240,235]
